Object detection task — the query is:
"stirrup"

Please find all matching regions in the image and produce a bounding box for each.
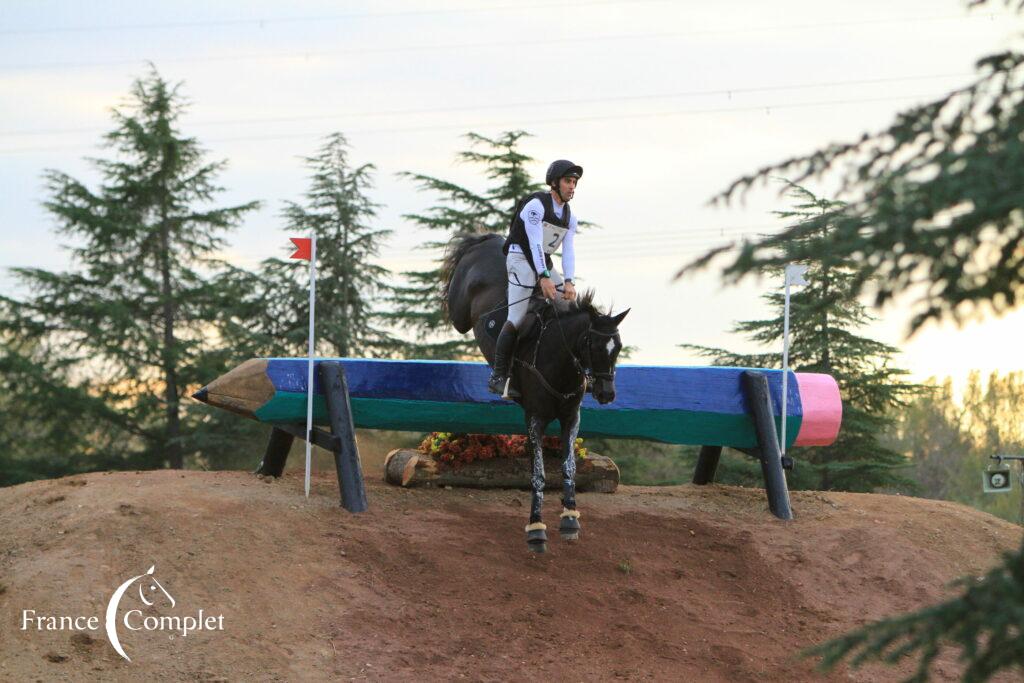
[501,376,521,399]
[488,375,519,399]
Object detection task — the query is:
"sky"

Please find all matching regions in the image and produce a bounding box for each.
[2,0,1022,387]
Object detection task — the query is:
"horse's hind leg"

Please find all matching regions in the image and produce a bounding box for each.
[525,414,549,553]
[559,408,582,541]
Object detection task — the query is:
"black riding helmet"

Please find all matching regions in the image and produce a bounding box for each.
[545,159,583,187]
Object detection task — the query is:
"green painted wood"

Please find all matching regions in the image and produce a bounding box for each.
[256,393,803,448]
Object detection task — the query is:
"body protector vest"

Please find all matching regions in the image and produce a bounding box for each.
[502,191,572,274]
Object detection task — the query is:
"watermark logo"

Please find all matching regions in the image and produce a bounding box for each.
[21,563,224,662]
[105,564,174,661]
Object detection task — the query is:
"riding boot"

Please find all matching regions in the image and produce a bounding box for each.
[488,321,520,398]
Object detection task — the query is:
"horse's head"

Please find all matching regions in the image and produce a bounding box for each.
[582,308,629,404]
[137,565,175,608]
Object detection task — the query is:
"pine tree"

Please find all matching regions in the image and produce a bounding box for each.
[685,3,1024,335]
[0,334,130,484]
[683,183,920,491]
[0,69,259,471]
[231,133,399,358]
[387,131,541,358]
[680,3,1024,676]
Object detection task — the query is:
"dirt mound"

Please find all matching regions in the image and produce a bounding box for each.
[0,466,1020,682]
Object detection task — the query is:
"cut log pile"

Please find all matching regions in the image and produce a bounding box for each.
[383,448,619,493]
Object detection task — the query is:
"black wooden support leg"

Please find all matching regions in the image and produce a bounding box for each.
[740,370,793,521]
[257,427,294,477]
[320,361,368,513]
[692,445,723,485]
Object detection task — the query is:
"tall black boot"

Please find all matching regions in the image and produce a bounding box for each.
[487,321,520,398]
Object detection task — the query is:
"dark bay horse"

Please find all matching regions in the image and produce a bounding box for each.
[442,232,628,552]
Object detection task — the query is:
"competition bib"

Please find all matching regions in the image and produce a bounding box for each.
[541,222,569,254]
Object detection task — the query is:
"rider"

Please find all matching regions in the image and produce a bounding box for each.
[487,159,581,397]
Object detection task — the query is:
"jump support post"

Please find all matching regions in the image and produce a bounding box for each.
[693,371,793,520]
[254,361,367,513]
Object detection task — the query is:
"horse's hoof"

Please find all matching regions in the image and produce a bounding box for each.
[559,517,581,541]
[526,527,548,552]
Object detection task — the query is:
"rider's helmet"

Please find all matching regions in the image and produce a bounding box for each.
[545,160,583,188]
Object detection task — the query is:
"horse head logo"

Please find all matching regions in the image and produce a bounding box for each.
[104,565,174,662]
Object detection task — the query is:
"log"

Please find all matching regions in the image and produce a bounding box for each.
[192,358,842,449]
[383,448,619,493]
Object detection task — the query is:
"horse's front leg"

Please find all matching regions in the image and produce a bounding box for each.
[558,407,582,541]
[525,413,550,553]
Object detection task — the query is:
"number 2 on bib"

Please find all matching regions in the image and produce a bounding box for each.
[542,222,568,255]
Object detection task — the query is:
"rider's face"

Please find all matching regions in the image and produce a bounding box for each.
[557,176,578,201]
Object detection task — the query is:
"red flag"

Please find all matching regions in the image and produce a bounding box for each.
[289,237,312,260]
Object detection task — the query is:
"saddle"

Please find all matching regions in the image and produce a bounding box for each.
[482,296,573,343]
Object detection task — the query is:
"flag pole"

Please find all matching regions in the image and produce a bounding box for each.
[781,274,792,457]
[304,234,317,498]
[781,264,808,457]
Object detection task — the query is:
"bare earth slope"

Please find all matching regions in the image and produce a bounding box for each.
[0,468,1020,682]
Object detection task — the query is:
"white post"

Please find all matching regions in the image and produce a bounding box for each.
[304,234,317,498]
[781,279,792,457]
[781,264,808,456]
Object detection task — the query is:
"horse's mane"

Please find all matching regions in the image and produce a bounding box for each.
[544,289,613,331]
[571,289,616,321]
[440,231,502,315]
[574,289,600,316]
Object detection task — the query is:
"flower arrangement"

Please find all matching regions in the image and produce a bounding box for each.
[418,432,588,467]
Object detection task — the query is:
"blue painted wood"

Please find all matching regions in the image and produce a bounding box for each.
[264,358,804,420]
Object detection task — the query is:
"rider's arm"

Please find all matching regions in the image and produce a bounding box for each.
[561,216,577,281]
[520,198,549,275]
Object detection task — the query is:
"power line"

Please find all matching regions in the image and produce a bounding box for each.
[1,7,1005,40]
[0,0,671,36]
[0,91,947,155]
[0,72,970,138]
[0,9,1004,71]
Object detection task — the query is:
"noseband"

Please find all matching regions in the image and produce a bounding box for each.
[580,327,618,384]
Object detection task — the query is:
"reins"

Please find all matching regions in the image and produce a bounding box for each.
[489,281,618,402]
[513,297,590,401]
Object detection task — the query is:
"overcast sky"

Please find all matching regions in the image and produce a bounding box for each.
[2,1,1022,385]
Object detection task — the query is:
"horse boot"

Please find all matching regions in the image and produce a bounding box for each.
[487,321,520,398]
[525,522,548,553]
[559,508,581,541]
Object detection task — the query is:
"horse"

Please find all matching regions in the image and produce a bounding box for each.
[441,232,629,553]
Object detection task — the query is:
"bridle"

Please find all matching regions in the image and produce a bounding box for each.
[513,299,619,401]
[580,327,619,386]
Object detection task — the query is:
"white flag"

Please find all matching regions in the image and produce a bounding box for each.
[784,263,809,286]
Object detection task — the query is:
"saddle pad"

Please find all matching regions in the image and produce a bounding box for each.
[480,307,507,341]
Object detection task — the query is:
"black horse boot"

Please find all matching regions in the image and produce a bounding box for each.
[487,321,520,398]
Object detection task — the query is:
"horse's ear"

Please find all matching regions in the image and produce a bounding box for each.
[611,308,630,326]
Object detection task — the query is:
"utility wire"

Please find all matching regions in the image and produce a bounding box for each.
[0,10,1005,71]
[0,72,971,138]
[0,0,673,36]
[0,91,947,155]
[0,7,1003,38]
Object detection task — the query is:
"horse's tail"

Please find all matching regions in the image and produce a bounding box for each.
[440,231,503,320]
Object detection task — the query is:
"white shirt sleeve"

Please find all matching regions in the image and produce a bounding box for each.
[519,198,548,273]
[561,214,577,281]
